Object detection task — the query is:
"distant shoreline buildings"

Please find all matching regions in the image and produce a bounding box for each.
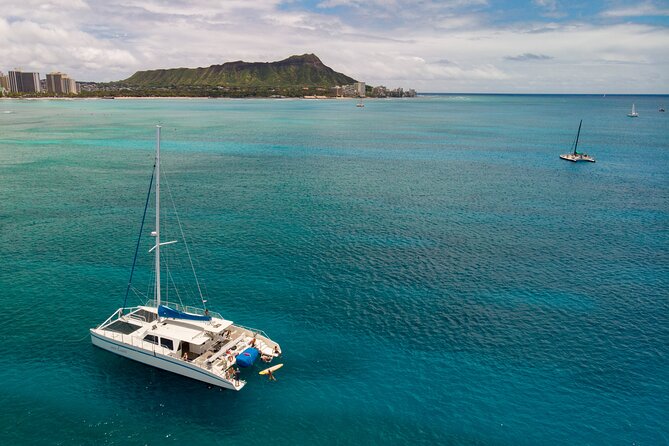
[0,71,415,99]
[320,82,416,99]
[0,69,79,96]
[0,55,418,98]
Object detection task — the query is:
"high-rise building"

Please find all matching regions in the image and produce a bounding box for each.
[8,71,22,93]
[354,82,366,97]
[8,70,41,93]
[46,72,79,95]
[0,71,9,94]
[46,72,65,94]
[65,77,78,94]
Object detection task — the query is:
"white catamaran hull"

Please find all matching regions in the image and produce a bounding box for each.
[90,330,239,390]
[559,154,595,162]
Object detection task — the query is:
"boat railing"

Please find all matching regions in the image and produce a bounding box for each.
[97,306,147,329]
[235,324,271,340]
[97,308,124,329]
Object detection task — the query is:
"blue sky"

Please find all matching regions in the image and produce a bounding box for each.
[1,0,668,93]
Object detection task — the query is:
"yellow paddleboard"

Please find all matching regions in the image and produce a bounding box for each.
[259,363,284,375]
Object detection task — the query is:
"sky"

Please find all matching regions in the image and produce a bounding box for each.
[1,0,668,93]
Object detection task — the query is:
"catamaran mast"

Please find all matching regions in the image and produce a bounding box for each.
[155,125,161,308]
[573,120,582,155]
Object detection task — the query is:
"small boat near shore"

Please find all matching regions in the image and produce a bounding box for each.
[90,126,281,390]
[560,120,595,163]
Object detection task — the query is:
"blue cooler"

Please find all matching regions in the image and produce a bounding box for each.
[236,347,259,368]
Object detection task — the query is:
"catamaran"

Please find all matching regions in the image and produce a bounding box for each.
[90,126,281,390]
[560,120,595,163]
[627,103,639,117]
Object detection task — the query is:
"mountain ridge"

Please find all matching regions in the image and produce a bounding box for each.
[123,54,358,88]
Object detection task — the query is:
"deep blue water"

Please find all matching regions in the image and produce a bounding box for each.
[0,95,667,445]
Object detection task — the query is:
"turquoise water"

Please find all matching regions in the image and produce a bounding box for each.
[0,95,667,445]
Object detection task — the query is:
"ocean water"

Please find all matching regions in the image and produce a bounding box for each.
[0,95,667,445]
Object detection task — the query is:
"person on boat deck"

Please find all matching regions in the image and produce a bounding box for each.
[250,336,256,347]
[261,354,272,363]
[233,368,241,385]
[273,345,280,356]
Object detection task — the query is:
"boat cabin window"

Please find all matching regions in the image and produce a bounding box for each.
[144,334,158,345]
[160,338,174,350]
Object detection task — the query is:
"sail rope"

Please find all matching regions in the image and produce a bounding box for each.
[122,164,156,313]
[130,286,148,300]
[165,260,186,309]
[161,170,209,312]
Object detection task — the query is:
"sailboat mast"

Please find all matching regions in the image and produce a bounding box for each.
[155,125,161,308]
[574,120,582,155]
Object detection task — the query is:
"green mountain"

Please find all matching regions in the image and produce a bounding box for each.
[123,54,357,88]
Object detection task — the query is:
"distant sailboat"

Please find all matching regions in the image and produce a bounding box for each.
[627,103,639,117]
[560,120,595,163]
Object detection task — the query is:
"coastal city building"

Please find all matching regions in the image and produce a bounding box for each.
[372,86,388,97]
[68,78,79,94]
[354,82,366,97]
[335,82,366,98]
[77,82,99,92]
[340,84,359,97]
[46,73,62,93]
[46,72,79,95]
[384,87,417,98]
[332,83,415,98]
[8,70,42,93]
[0,71,9,95]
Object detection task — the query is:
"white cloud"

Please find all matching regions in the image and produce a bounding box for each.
[0,16,137,78]
[505,53,553,61]
[600,2,669,18]
[532,0,567,18]
[0,0,667,92]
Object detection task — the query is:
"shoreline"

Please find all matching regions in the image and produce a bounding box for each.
[0,96,374,101]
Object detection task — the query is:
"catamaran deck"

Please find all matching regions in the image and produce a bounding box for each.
[91,305,281,390]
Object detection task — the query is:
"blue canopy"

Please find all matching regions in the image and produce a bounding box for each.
[158,305,212,321]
